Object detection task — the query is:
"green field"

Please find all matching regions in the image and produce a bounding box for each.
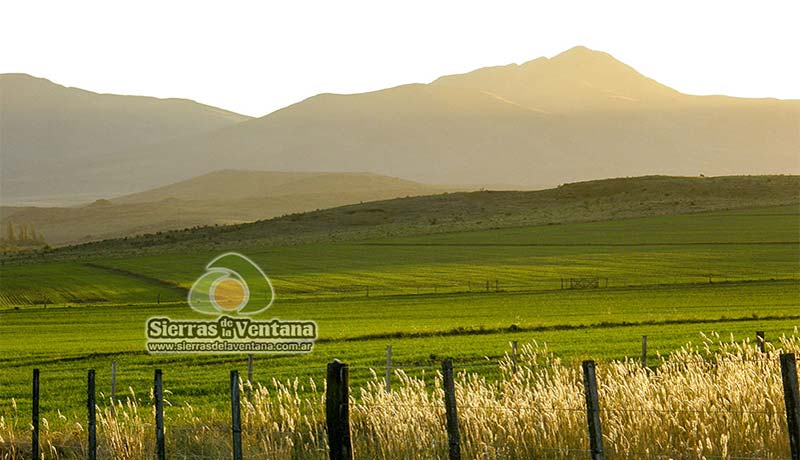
[2,205,797,305]
[1,202,798,420]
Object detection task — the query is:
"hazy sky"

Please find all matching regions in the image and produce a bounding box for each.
[2,0,798,117]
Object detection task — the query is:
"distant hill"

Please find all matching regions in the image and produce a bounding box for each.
[3,47,797,207]
[28,175,799,258]
[0,73,250,204]
[0,170,444,245]
[75,46,799,191]
[113,169,440,203]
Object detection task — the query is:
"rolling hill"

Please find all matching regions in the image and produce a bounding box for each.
[0,170,444,245]
[112,169,442,203]
[0,73,251,205]
[20,175,798,258]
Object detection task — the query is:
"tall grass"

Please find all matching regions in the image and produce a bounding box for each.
[1,332,795,459]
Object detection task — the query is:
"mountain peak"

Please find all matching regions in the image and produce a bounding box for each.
[556,45,597,56]
[556,45,594,56]
[548,45,630,70]
[431,46,678,112]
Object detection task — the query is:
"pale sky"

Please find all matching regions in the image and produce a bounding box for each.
[2,0,798,117]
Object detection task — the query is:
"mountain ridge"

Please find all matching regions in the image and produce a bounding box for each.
[0,73,251,204]
[0,73,247,110]
[2,46,798,205]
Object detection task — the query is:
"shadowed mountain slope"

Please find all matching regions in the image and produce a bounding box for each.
[0,170,444,245]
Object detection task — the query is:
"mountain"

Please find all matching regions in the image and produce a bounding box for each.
[432,46,681,112]
[0,73,251,204]
[0,170,444,245]
[57,83,551,193]
[3,46,798,205]
[79,46,798,190]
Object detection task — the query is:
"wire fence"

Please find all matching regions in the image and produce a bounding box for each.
[1,337,798,460]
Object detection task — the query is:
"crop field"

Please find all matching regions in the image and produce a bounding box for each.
[0,204,798,424]
[1,205,797,305]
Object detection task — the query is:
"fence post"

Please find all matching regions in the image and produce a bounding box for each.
[757,331,766,353]
[641,336,648,368]
[582,360,605,460]
[88,369,97,460]
[326,360,353,460]
[154,369,165,460]
[442,358,462,460]
[511,341,518,373]
[247,354,254,404]
[32,369,39,460]
[385,346,392,393]
[231,370,243,460]
[781,353,800,460]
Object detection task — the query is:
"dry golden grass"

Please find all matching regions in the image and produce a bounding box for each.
[1,332,796,459]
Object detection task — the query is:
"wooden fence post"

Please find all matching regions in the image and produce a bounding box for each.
[88,369,97,460]
[385,346,392,393]
[154,369,165,460]
[32,369,39,460]
[231,370,243,460]
[641,336,648,368]
[511,341,518,373]
[442,358,462,460]
[326,360,353,460]
[757,331,766,353]
[781,353,800,460]
[582,360,605,460]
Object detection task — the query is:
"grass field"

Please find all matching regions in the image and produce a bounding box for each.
[1,205,797,305]
[1,202,798,424]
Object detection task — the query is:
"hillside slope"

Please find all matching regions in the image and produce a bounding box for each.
[25,175,798,259]
[6,46,797,209]
[113,170,440,203]
[89,46,800,189]
[0,74,251,204]
[0,170,444,245]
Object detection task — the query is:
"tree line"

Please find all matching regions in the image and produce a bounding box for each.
[1,222,47,247]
